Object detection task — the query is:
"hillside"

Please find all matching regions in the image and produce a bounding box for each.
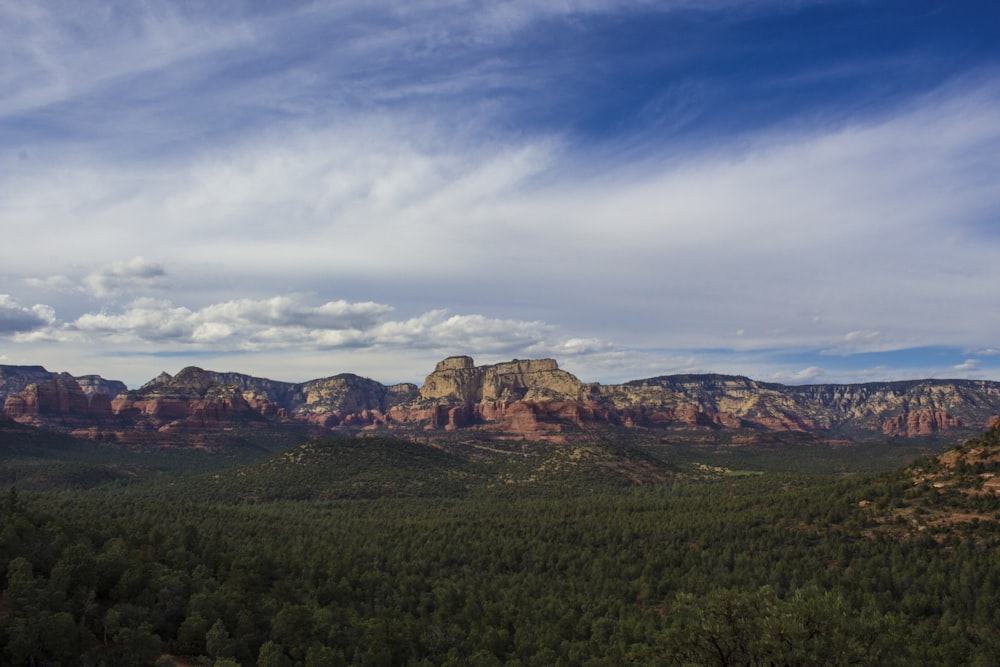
[847,420,1000,539]
[166,436,683,504]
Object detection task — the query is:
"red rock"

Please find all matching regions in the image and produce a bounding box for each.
[882,409,961,437]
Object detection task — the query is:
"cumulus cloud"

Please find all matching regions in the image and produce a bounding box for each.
[198,297,392,331]
[65,295,592,360]
[0,295,55,334]
[83,257,168,298]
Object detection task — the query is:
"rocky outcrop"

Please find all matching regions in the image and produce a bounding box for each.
[0,365,57,401]
[110,367,271,431]
[418,356,582,403]
[404,357,590,437]
[3,375,114,424]
[74,375,127,400]
[881,408,961,437]
[1,366,124,426]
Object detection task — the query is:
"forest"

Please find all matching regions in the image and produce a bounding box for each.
[2,423,1000,666]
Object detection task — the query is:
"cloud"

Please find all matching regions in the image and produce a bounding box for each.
[6,78,1000,349]
[2,2,999,386]
[953,359,980,372]
[65,295,590,359]
[84,257,168,297]
[22,275,80,292]
[4,77,1000,383]
[0,2,253,122]
[788,366,825,382]
[0,294,54,334]
[199,297,392,331]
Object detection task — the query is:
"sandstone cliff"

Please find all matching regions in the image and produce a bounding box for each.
[418,356,583,403]
[111,367,275,431]
[3,375,115,427]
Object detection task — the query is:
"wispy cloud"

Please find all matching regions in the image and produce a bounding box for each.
[0,2,252,121]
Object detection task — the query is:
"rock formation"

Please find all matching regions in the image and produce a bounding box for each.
[4,358,1000,444]
[2,375,114,427]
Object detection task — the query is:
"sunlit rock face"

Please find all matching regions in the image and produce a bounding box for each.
[419,356,582,403]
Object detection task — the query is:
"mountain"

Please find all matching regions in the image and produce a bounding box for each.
[3,356,1000,446]
[0,365,128,400]
[0,365,127,430]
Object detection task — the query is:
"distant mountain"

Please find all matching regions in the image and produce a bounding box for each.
[3,356,1000,446]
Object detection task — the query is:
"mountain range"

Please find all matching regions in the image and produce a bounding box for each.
[3,355,1000,446]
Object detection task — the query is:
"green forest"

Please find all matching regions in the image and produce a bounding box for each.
[2,425,1000,666]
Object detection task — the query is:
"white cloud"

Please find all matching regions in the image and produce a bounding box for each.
[60,295,597,363]
[22,275,80,293]
[788,366,825,382]
[199,297,392,331]
[2,3,999,385]
[0,2,253,119]
[84,257,168,298]
[74,299,194,343]
[5,76,1000,381]
[953,359,980,372]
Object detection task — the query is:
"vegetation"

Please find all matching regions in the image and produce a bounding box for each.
[1,428,999,665]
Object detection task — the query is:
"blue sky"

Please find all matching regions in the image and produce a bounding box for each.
[2,0,999,388]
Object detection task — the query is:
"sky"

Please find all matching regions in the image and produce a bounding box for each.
[2,0,1000,389]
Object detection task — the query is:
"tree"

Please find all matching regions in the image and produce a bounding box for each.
[207,618,237,659]
[659,586,909,666]
[176,612,209,656]
[258,640,292,667]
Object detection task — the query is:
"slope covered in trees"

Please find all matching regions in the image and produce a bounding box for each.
[1,428,1000,665]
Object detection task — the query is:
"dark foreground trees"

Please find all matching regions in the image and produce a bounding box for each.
[2,465,1000,665]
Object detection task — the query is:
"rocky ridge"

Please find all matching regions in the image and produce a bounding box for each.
[3,356,1000,444]
[0,365,126,429]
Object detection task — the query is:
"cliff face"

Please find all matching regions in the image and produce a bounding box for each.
[787,381,1000,436]
[110,368,270,431]
[2,367,121,427]
[419,356,583,403]
[2,375,115,428]
[4,358,1000,443]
